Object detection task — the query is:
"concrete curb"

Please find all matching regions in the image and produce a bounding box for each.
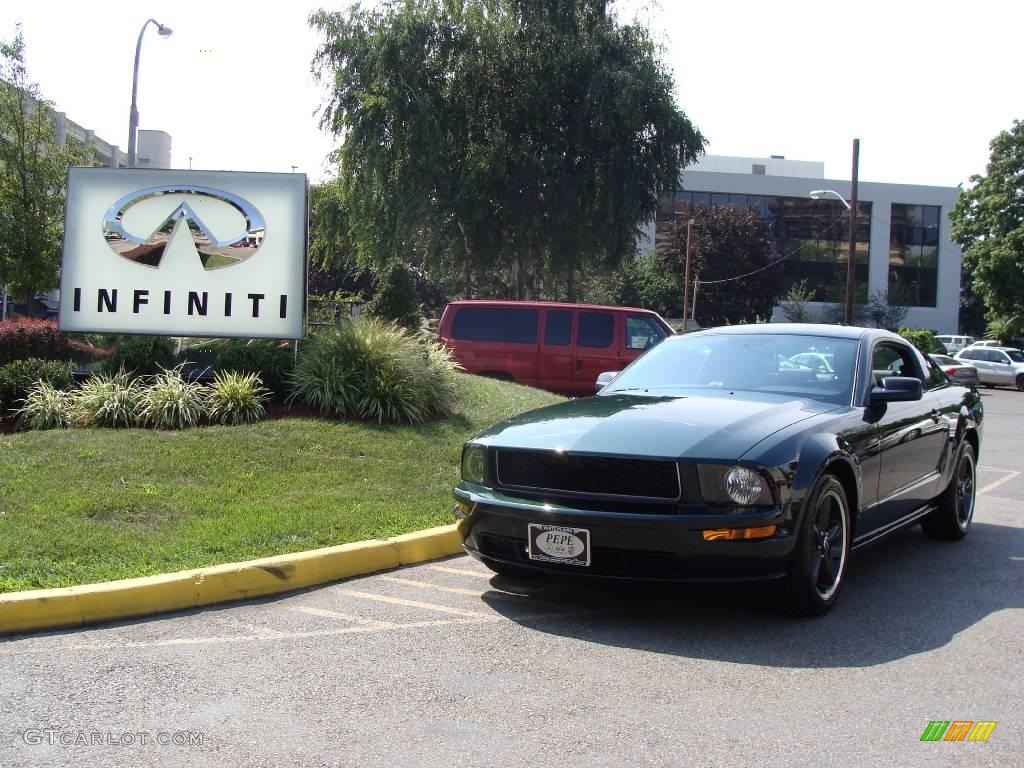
[0,524,463,637]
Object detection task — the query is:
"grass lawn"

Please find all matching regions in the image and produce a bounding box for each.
[0,374,562,592]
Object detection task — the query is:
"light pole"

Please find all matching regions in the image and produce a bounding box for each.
[127,18,173,168]
[809,139,860,325]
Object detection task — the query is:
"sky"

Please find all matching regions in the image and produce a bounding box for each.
[1,0,1020,187]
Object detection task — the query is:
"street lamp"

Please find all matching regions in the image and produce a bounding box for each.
[808,138,860,325]
[127,18,173,168]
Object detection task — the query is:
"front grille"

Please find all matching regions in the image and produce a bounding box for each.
[496,449,681,500]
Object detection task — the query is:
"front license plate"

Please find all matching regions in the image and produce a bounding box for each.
[527,524,591,567]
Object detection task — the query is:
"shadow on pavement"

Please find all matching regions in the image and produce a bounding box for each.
[481,519,1024,669]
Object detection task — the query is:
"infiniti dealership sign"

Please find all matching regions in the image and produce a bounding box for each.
[60,168,306,339]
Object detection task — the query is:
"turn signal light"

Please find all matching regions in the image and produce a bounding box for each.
[702,525,777,541]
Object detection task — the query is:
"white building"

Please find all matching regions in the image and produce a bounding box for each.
[641,154,962,333]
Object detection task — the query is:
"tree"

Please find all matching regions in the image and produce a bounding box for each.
[779,280,815,323]
[310,0,705,301]
[664,204,779,327]
[0,26,91,313]
[366,261,423,330]
[950,120,1024,327]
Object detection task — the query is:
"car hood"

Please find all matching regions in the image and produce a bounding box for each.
[472,391,842,461]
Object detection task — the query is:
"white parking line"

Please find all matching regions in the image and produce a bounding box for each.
[338,589,493,618]
[427,565,494,580]
[287,606,397,627]
[977,470,1020,496]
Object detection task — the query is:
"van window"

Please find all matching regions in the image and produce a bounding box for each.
[451,307,539,344]
[544,310,572,346]
[626,316,666,350]
[578,312,614,348]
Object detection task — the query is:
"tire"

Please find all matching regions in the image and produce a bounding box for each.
[1016,374,1024,391]
[778,474,850,617]
[922,443,976,541]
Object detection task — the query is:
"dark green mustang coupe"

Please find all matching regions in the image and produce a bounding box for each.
[454,324,983,615]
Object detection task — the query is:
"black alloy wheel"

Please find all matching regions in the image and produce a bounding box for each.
[922,443,977,540]
[779,474,850,616]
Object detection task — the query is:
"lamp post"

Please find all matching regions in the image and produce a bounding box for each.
[127,18,173,168]
[810,139,860,325]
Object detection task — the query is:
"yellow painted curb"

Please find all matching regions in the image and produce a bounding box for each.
[0,524,463,636]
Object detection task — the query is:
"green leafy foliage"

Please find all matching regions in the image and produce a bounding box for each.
[585,253,683,317]
[205,338,294,400]
[310,0,705,300]
[779,280,815,323]
[0,318,105,365]
[138,366,207,430]
[15,381,73,430]
[950,120,1024,327]
[0,357,72,413]
[367,261,423,330]
[289,317,460,424]
[72,370,143,428]
[100,335,177,377]
[206,370,269,425]
[898,328,939,354]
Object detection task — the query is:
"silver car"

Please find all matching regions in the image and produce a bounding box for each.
[930,354,980,388]
[955,346,1024,390]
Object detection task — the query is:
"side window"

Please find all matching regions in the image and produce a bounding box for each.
[992,351,1010,364]
[544,310,572,346]
[872,343,922,384]
[960,349,977,361]
[578,312,614,348]
[450,307,539,344]
[626,316,667,350]
[924,356,949,390]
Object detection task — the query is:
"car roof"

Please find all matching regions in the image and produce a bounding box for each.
[684,323,894,342]
[445,299,658,314]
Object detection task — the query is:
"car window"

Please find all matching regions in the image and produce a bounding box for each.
[544,309,572,346]
[924,356,949,390]
[604,333,859,405]
[578,312,614,348]
[982,350,1003,363]
[872,342,922,384]
[959,349,977,360]
[451,307,539,343]
[931,355,955,365]
[625,316,666,350]
[1005,350,1024,363]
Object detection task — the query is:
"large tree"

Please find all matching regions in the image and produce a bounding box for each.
[0,26,91,313]
[665,203,779,327]
[310,0,704,300]
[950,120,1024,331]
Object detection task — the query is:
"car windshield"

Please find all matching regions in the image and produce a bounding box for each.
[604,332,859,405]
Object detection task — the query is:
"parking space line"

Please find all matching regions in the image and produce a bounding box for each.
[427,565,494,580]
[380,576,485,597]
[978,470,1020,496]
[338,589,493,618]
[287,606,397,627]
[979,466,1018,473]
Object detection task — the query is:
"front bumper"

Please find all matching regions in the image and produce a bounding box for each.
[454,484,796,582]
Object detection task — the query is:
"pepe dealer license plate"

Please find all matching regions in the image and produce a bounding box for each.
[527,524,591,567]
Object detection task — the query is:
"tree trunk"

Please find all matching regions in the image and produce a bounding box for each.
[457,220,473,298]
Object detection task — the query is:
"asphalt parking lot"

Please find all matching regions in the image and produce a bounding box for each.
[2,389,1022,768]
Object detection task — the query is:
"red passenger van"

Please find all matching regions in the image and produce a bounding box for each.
[437,300,673,397]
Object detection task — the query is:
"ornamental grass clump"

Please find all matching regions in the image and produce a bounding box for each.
[289,317,460,425]
[206,370,269,425]
[72,370,143,428]
[15,381,74,430]
[138,365,207,430]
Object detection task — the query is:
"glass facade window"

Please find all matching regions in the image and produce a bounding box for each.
[656,192,871,303]
[888,203,940,307]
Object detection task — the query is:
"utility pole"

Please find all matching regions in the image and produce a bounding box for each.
[844,138,860,325]
[682,218,694,330]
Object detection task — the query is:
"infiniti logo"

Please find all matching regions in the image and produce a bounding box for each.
[102,185,266,270]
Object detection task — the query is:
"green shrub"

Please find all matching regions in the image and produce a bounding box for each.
[366,261,423,331]
[289,317,460,424]
[138,366,207,430]
[898,328,939,354]
[73,370,143,428]
[0,358,73,414]
[0,318,107,366]
[206,370,269,425]
[100,335,177,376]
[204,338,294,400]
[16,381,74,430]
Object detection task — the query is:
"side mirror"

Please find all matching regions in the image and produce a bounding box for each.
[871,376,923,403]
[596,371,617,392]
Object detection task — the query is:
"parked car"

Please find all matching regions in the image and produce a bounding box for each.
[454,324,983,616]
[964,340,1002,349]
[934,335,974,355]
[437,300,673,397]
[929,354,980,388]
[955,346,1024,389]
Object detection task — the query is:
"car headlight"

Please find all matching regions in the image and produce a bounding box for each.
[461,444,488,485]
[697,464,774,506]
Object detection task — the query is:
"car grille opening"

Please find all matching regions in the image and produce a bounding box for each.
[495,450,681,500]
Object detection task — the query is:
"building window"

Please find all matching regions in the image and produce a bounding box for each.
[655,193,871,303]
[888,204,939,307]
